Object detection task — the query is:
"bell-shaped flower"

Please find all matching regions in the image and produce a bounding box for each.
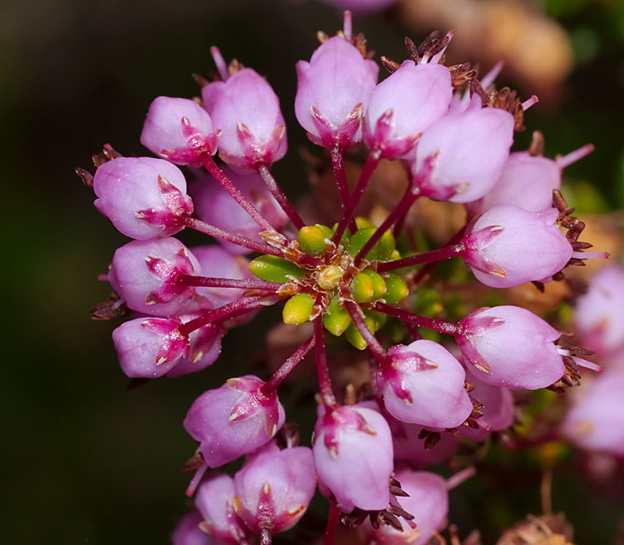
[107,237,200,316]
[458,369,514,442]
[378,340,473,429]
[171,510,214,545]
[313,404,393,513]
[112,316,189,378]
[411,107,514,203]
[93,156,193,239]
[562,368,624,457]
[140,96,220,166]
[165,297,226,378]
[295,36,379,148]
[461,205,572,288]
[359,469,449,545]
[467,152,562,217]
[389,417,460,469]
[190,169,288,255]
[575,265,624,358]
[202,68,287,170]
[233,442,316,537]
[456,306,564,390]
[195,473,253,545]
[363,61,452,159]
[184,375,286,469]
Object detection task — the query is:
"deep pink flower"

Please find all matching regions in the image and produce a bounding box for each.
[112,316,189,378]
[93,156,193,239]
[313,405,393,513]
[107,237,200,316]
[378,340,472,429]
[412,107,514,203]
[184,375,285,469]
[456,306,564,389]
[202,68,287,170]
[461,205,572,288]
[195,473,252,545]
[364,61,452,159]
[233,442,316,537]
[295,36,379,148]
[140,96,220,166]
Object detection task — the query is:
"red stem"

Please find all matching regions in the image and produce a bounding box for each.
[330,144,357,235]
[332,150,382,243]
[262,335,315,395]
[354,184,420,266]
[411,226,467,284]
[178,295,279,336]
[345,301,389,366]
[314,318,337,408]
[184,216,282,257]
[178,274,281,292]
[200,153,275,232]
[257,164,305,229]
[323,502,341,545]
[374,303,459,335]
[376,243,464,273]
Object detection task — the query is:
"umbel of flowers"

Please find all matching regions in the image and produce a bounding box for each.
[80,11,606,545]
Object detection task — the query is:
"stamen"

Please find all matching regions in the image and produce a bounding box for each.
[210,46,229,81]
[343,10,353,42]
[445,466,476,490]
[480,60,504,89]
[521,95,539,111]
[556,144,595,169]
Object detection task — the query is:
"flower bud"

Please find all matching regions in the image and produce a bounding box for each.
[562,368,624,457]
[323,297,352,337]
[359,469,449,545]
[171,511,213,545]
[202,68,287,170]
[190,169,288,254]
[184,375,285,468]
[313,405,393,513]
[575,265,624,358]
[345,314,376,350]
[112,317,189,378]
[412,107,514,203]
[93,157,193,239]
[195,473,252,545]
[233,442,316,536]
[461,205,572,288]
[378,340,473,429]
[384,274,409,305]
[456,306,564,389]
[295,36,379,148]
[282,293,316,325]
[140,96,220,166]
[107,237,200,316]
[467,152,562,216]
[298,225,330,256]
[364,61,452,159]
[249,255,304,283]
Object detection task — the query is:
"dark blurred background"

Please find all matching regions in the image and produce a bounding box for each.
[1,0,623,543]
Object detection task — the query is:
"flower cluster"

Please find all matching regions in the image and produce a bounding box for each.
[80,11,607,545]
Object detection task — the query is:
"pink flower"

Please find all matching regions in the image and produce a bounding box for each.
[461,205,572,288]
[378,340,473,429]
[171,511,214,545]
[184,376,286,469]
[195,473,252,545]
[107,237,200,316]
[412,107,514,203]
[202,68,287,170]
[295,36,379,148]
[364,61,452,159]
[390,418,460,469]
[456,306,564,390]
[140,96,220,166]
[575,265,624,358]
[313,405,393,513]
[112,317,189,378]
[233,442,316,537]
[93,157,193,239]
[562,368,624,457]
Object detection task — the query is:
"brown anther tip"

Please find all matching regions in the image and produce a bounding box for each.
[316,30,329,44]
[529,131,545,156]
[380,56,400,73]
[181,451,205,474]
[90,299,126,321]
[192,73,209,88]
[532,280,546,292]
[424,431,441,450]
[405,36,420,62]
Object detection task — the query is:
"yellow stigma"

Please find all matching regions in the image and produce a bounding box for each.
[318,265,343,290]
